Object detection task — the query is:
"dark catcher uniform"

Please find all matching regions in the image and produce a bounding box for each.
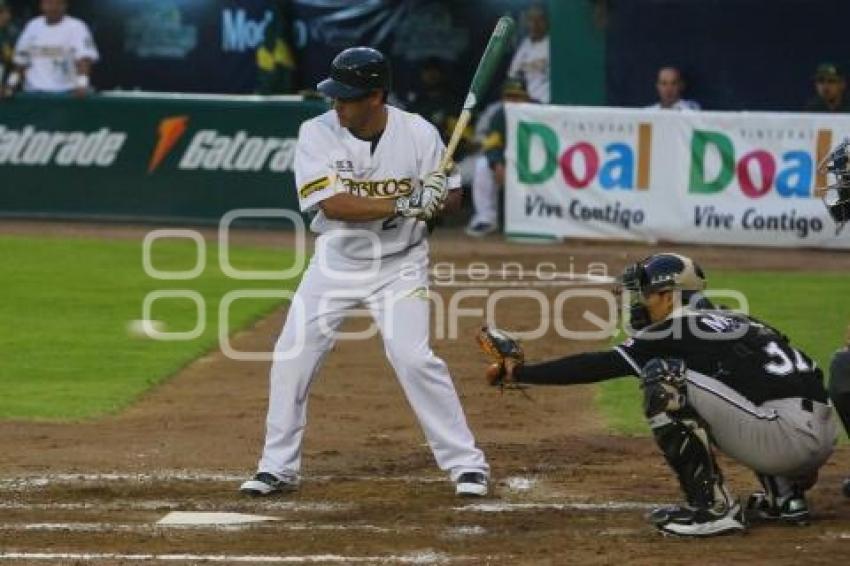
[513,254,836,536]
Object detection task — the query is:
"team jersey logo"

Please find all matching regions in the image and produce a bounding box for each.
[335,160,354,173]
[338,177,414,199]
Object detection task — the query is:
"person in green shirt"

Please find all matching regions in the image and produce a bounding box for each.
[466,77,531,237]
[804,63,850,113]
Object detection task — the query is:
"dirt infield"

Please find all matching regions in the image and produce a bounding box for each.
[1,221,849,565]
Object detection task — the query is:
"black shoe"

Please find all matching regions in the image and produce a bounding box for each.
[239,472,299,496]
[649,501,746,537]
[455,472,488,497]
[746,490,810,525]
[843,478,850,498]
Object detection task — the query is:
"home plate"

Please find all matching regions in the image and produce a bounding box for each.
[157,511,279,526]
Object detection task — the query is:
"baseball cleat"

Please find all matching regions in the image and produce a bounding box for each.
[464,222,498,238]
[455,472,488,497]
[746,490,810,525]
[649,501,746,537]
[239,472,299,496]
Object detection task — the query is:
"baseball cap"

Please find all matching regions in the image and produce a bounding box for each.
[815,62,844,81]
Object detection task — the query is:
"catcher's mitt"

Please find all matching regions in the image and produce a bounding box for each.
[476,326,524,388]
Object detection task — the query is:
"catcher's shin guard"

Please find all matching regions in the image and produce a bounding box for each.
[641,358,731,511]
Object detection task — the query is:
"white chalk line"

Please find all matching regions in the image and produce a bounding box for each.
[0,521,421,534]
[0,551,488,564]
[455,501,659,512]
[2,498,660,515]
[0,472,447,491]
[0,500,351,512]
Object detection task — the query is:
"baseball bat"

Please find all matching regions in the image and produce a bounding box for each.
[439,15,516,174]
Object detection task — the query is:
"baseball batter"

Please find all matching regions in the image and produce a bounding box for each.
[240,47,489,497]
[481,253,836,537]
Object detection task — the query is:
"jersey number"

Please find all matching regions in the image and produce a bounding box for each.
[381,217,398,231]
[762,341,810,376]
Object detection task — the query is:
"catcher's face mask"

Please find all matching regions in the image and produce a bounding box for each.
[817,138,850,229]
[618,259,653,331]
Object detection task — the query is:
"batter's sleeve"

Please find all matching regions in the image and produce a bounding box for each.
[71,21,99,62]
[416,116,461,190]
[294,120,342,213]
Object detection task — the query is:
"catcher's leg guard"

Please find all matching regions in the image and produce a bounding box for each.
[641,359,743,536]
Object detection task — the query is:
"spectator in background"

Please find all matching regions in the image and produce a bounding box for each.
[466,77,531,237]
[2,0,98,98]
[0,0,18,89]
[804,63,850,113]
[508,3,549,104]
[406,57,478,187]
[406,57,456,135]
[256,0,296,95]
[647,66,700,110]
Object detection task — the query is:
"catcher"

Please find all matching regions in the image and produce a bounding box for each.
[478,253,836,537]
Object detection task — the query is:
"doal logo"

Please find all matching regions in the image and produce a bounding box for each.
[148,116,297,173]
[517,121,653,190]
[689,129,833,198]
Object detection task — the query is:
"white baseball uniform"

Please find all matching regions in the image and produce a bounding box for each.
[255,105,489,481]
[508,35,550,104]
[13,15,98,92]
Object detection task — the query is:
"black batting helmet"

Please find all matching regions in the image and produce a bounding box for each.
[317,47,391,100]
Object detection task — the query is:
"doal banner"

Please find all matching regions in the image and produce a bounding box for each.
[505,103,850,249]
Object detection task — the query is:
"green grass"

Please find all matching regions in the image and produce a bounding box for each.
[0,235,301,420]
[597,271,850,435]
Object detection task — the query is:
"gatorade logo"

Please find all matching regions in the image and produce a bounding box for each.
[148,115,297,173]
[0,126,126,167]
[148,116,189,173]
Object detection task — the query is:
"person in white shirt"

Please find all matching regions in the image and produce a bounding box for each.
[3,0,98,98]
[239,47,490,499]
[508,3,549,104]
[646,66,700,110]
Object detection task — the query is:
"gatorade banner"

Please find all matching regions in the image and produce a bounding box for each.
[0,93,325,221]
[505,103,850,248]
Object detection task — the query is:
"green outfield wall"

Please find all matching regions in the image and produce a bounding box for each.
[0,93,327,222]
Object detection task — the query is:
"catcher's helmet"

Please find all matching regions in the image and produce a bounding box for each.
[818,138,850,226]
[622,253,709,330]
[638,253,706,296]
[620,253,706,296]
[317,47,391,100]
